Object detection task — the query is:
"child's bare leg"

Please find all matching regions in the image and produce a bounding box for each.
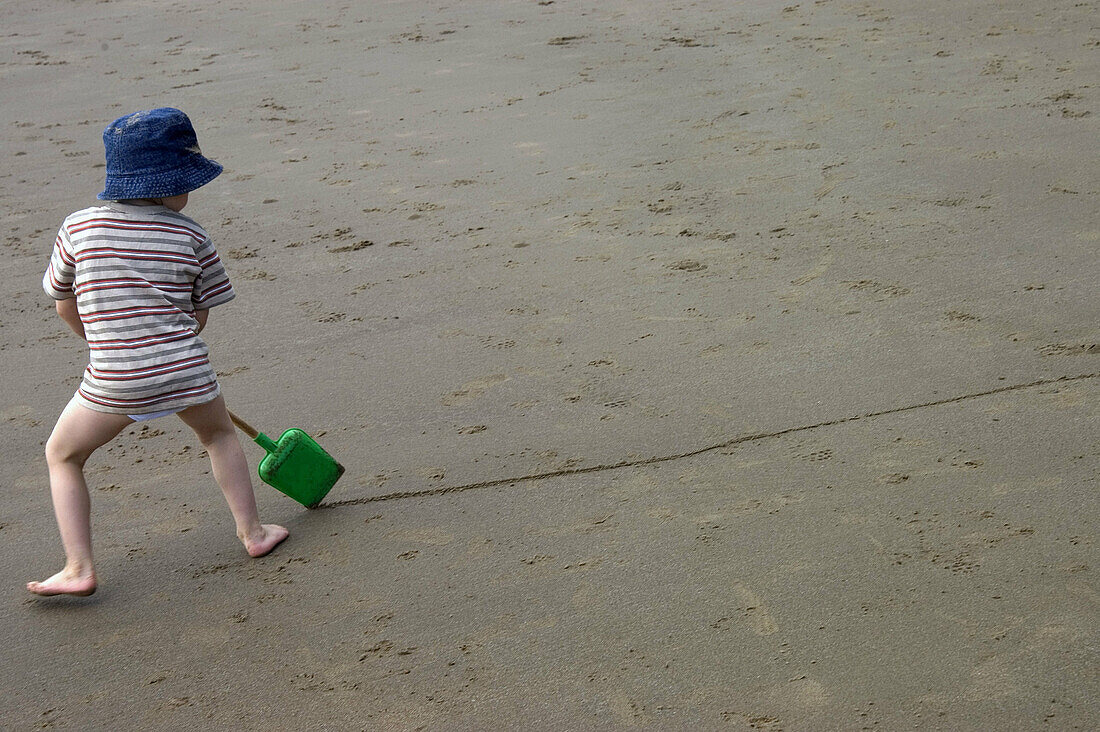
[28,400,133,596]
[178,396,287,557]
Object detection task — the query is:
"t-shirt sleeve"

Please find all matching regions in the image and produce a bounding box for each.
[43,225,76,300]
[192,235,236,309]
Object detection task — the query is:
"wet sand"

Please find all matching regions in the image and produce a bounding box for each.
[1,0,1097,729]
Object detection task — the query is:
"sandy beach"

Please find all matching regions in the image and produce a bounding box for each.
[1,0,1097,728]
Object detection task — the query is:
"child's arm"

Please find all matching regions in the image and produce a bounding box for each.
[194,309,210,334]
[56,298,85,340]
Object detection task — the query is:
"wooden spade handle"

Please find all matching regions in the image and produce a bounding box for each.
[227,409,259,439]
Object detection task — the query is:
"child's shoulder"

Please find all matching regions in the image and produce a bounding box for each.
[159,208,207,234]
[62,204,113,227]
[160,209,212,245]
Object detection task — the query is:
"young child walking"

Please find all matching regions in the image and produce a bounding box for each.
[28,107,287,597]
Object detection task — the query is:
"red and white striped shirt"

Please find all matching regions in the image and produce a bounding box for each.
[44,203,236,414]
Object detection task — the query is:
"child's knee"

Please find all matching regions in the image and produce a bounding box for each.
[45,433,88,467]
[189,421,235,449]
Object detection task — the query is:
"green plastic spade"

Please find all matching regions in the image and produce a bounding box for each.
[229,410,345,508]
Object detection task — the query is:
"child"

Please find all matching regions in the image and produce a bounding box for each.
[28,107,287,597]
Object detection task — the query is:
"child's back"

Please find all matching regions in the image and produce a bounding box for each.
[45,202,234,416]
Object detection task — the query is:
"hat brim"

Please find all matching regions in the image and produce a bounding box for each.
[98,155,223,201]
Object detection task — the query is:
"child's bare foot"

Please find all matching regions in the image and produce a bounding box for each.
[27,566,97,597]
[241,524,289,557]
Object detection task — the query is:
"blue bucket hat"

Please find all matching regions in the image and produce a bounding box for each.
[98,107,223,200]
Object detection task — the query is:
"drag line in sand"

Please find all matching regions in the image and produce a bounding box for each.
[319,372,1099,509]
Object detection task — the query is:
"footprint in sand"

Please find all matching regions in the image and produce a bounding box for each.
[790,251,835,285]
[441,374,508,406]
[714,583,779,636]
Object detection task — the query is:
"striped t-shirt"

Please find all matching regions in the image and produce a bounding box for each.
[43,202,236,415]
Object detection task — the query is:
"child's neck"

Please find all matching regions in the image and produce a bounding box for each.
[117,193,188,212]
